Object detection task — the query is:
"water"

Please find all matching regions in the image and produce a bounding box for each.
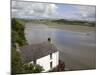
[25,23,96,71]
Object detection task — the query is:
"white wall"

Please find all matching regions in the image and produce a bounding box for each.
[52,51,59,68]
[36,51,59,72]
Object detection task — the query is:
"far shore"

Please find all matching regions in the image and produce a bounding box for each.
[26,22,96,33]
[48,24,95,33]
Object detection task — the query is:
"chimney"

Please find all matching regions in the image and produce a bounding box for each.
[15,43,20,52]
[48,37,52,44]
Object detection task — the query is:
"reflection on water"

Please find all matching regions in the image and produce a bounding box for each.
[25,24,96,70]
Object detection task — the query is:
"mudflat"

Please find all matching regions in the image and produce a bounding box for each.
[25,23,96,71]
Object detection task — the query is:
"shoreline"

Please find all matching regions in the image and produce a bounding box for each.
[26,23,95,33]
[47,24,96,33]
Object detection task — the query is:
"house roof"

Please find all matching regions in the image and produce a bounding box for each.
[20,42,58,63]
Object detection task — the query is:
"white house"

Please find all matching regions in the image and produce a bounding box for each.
[19,38,59,72]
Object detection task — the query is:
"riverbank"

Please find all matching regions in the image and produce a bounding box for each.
[48,24,95,33]
[43,21,95,33]
[16,18,96,33]
[26,22,96,33]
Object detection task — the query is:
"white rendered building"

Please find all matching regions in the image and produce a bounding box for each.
[19,39,59,72]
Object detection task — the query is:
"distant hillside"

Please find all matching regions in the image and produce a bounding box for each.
[14,18,96,27]
[52,19,96,27]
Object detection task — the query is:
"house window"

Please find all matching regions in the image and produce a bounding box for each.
[50,61,53,69]
[50,53,52,59]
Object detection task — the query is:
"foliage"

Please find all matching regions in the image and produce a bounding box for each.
[11,18,44,74]
[11,18,27,47]
[22,64,44,73]
[16,18,96,27]
[11,18,26,74]
[11,48,24,74]
[52,19,96,27]
[12,48,44,74]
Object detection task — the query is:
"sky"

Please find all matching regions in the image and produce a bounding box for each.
[12,0,96,21]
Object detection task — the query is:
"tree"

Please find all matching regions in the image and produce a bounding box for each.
[11,48,44,74]
[11,18,44,74]
[11,48,24,74]
[11,18,27,47]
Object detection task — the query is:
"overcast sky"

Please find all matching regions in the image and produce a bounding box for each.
[12,0,96,21]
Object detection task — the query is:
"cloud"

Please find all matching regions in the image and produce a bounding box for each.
[12,1,58,19]
[68,5,96,21]
[12,1,96,21]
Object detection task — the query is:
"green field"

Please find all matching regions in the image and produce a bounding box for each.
[16,18,96,27]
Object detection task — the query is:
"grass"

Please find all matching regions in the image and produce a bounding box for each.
[15,18,96,27]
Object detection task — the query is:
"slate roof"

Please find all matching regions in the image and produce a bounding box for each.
[20,42,58,63]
